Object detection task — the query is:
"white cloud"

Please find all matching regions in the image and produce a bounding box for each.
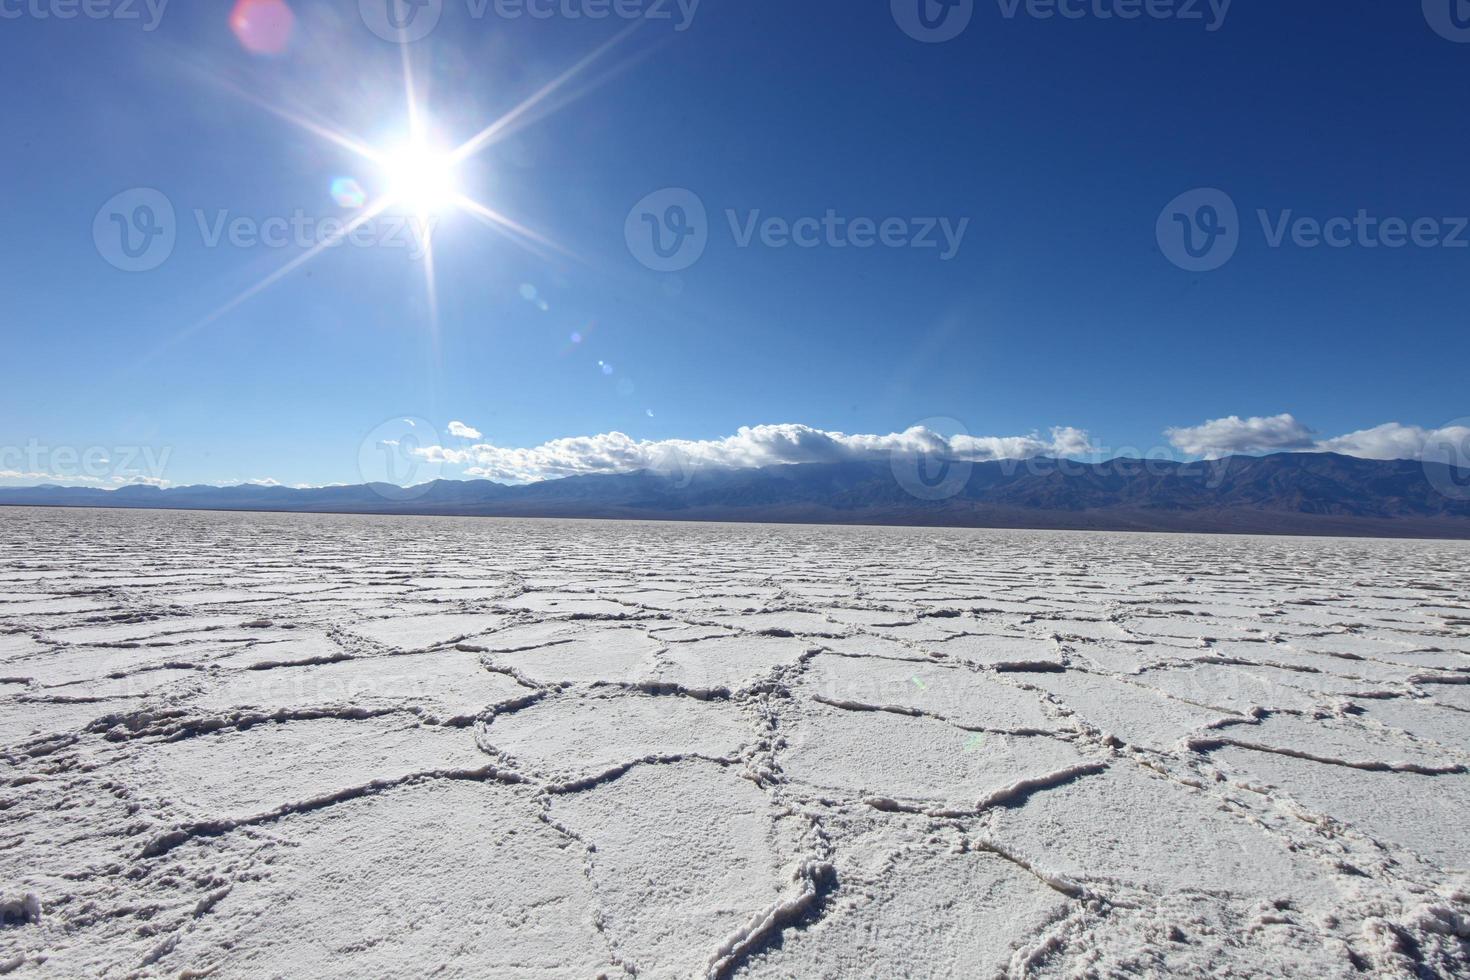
[447,421,482,440]
[116,476,170,488]
[1167,414,1470,462]
[1165,414,1317,458]
[245,478,281,487]
[417,423,1095,484]
[1320,423,1470,462]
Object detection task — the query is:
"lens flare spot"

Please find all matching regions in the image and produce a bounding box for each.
[331,177,367,209]
[230,0,295,56]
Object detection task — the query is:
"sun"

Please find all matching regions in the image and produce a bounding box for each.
[381,140,459,215]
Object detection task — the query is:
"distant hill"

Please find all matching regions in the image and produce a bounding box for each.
[3,453,1470,539]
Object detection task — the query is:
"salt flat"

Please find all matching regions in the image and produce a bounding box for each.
[1,508,1469,977]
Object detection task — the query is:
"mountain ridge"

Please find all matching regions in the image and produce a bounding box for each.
[4,452,1469,540]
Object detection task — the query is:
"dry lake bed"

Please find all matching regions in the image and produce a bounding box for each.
[1,507,1469,977]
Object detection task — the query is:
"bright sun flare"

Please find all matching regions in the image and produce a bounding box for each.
[382,141,459,215]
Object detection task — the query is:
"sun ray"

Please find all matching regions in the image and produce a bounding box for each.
[399,36,425,143]
[452,194,579,263]
[419,215,441,340]
[188,196,396,336]
[207,71,384,164]
[449,21,644,167]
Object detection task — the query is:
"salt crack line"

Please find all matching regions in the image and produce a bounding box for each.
[140,762,530,858]
[1187,736,1466,775]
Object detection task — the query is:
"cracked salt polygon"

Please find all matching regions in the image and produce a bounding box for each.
[989,761,1345,902]
[780,702,1091,813]
[550,760,806,977]
[157,780,617,977]
[801,653,1057,734]
[736,845,1071,979]
[815,633,930,661]
[1123,616,1268,644]
[819,607,916,628]
[1202,712,1463,772]
[1359,696,1470,748]
[342,613,509,652]
[1040,619,1132,642]
[1421,680,1470,713]
[0,634,48,661]
[47,615,244,646]
[499,594,637,617]
[929,633,1066,671]
[488,626,663,686]
[482,691,749,784]
[194,651,531,722]
[1211,747,1470,871]
[210,630,347,669]
[1014,669,1238,752]
[711,611,847,638]
[1134,663,1361,714]
[46,667,199,701]
[0,697,116,747]
[656,634,810,693]
[0,644,204,688]
[123,716,487,822]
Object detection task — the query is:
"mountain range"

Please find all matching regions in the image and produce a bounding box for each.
[3,452,1469,539]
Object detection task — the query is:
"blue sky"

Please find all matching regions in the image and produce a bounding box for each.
[1,0,1468,488]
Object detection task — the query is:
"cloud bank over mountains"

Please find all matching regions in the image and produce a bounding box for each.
[416,423,1098,485]
[412,415,1467,485]
[1165,414,1469,462]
